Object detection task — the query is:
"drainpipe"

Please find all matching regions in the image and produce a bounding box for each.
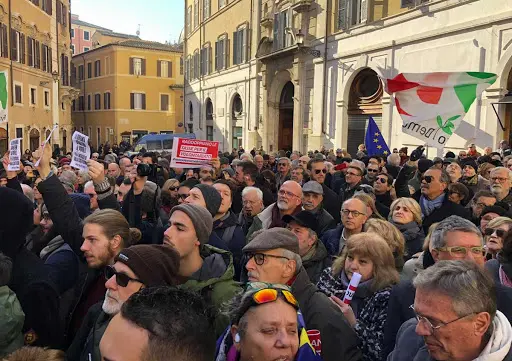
[320,0,331,141]
[7,0,12,143]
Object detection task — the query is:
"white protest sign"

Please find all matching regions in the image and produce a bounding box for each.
[7,138,22,171]
[70,131,90,170]
[35,124,58,167]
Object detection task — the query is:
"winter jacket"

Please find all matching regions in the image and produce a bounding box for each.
[303,241,331,284]
[461,174,490,196]
[291,266,362,361]
[41,236,80,295]
[393,222,425,261]
[388,312,512,361]
[322,184,342,224]
[246,203,286,240]
[309,206,336,237]
[320,225,344,258]
[376,192,393,208]
[213,211,246,280]
[276,172,290,190]
[0,286,24,358]
[179,245,241,336]
[66,303,109,361]
[317,269,392,361]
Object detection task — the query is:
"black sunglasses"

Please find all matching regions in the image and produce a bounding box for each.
[178,194,188,199]
[484,228,507,238]
[356,186,373,194]
[376,177,387,184]
[105,265,143,287]
[315,169,327,174]
[421,175,434,183]
[367,169,379,173]
[168,186,178,191]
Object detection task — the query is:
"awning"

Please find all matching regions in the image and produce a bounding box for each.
[491,91,512,131]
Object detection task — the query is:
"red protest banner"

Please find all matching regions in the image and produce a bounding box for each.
[170,138,219,168]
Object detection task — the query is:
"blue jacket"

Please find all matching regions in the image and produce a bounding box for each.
[320,225,343,257]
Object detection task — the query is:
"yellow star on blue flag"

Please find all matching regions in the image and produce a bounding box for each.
[365,117,390,156]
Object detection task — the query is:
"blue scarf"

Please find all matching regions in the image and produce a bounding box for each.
[420,192,445,218]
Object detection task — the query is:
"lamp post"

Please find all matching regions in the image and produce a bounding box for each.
[285,27,321,58]
[491,91,512,131]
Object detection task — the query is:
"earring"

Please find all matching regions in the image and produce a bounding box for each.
[234,333,241,343]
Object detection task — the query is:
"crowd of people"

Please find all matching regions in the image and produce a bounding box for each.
[1,139,512,361]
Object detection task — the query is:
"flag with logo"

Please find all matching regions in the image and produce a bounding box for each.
[365,116,390,156]
[384,72,496,149]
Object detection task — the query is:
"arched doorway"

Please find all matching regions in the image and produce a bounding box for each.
[29,128,40,151]
[232,94,243,149]
[347,68,383,156]
[279,81,294,151]
[188,101,194,133]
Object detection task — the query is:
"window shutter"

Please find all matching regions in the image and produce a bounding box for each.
[104,93,107,109]
[42,45,47,71]
[35,41,40,68]
[141,59,146,75]
[273,13,280,50]
[214,41,218,71]
[225,38,230,69]
[48,47,52,72]
[242,28,247,63]
[28,38,33,66]
[233,31,238,65]
[338,0,348,30]
[130,93,134,109]
[157,60,161,77]
[2,25,7,58]
[56,1,61,23]
[168,61,172,78]
[208,47,212,74]
[63,5,67,26]
[141,94,146,109]
[400,0,414,7]
[129,58,134,74]
[20,34,25,64]
[10,31,16,61]
[360,0,368,24]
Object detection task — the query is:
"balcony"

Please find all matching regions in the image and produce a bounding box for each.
[292,0,314,13]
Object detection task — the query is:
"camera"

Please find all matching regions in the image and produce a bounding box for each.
[137,163,154,177]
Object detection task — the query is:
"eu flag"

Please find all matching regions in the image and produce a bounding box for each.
[365,117,390,156]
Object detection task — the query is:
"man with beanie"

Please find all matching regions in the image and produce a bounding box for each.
[67,244,182,361]
[461,158,490,195]
[242,228,362,361]
[163,204,240,336]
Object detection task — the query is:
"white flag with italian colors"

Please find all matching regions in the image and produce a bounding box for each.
[384,72,497,149]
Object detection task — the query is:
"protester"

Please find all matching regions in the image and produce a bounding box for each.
[308,159,341,222]
[447,182,470,205]
[3,347,65,361]
[177,178,200,204]
[461,158,490,194]
[486,231,512,287]
[301,181,336,236]
[353,191,387,219]
[238,186,265,236]
[389,260,512,361]
[276,157,291,190]
[318,233,399,361]
[100,287,216,361]
[389,197,425,260]
[490,167,512,206]
[291,165,307,185]
[480,204,510,234]
[339,164,364,203]
[484,217,512,259]
[364,218,405,271]
[469,190,497,224]
[374,172,393,208]
[243,228,362,361]
[237,161,274,207]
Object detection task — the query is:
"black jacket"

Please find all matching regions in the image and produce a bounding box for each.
[303,241,331,284]
[321,184,341,224]
[213,211,246,280]
[291,267,362,361]
[311,206,336,237]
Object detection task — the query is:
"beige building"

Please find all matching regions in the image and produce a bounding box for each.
[185,0,512,156]
[0,0,75,154]
[71,40,184,148]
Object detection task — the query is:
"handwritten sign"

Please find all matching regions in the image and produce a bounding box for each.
[7,138,21,171]
[170,138,219,168]
[70,131,90,170]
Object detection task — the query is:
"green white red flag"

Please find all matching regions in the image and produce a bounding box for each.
[384,72,497,149]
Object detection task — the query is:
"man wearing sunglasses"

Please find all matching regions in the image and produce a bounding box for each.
[275,157,291,190]
[67,244,182,361]
[176,178,200,205]
[383,216,512,360]
[365,163,380,186]
[301,181,336,237]
[243,228,362,361]
[308,159,342,223]
[339,163,365,204]
[374,172,393,208]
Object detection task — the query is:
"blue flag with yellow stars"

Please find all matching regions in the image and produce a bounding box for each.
[365,116,390,156]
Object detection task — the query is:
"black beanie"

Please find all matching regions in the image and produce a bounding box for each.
[480,204,510,219]
[193,184,221,216]
[461,158,478,172]
[115,245,182,287]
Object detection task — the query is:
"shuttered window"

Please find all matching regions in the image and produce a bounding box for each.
[94,94,101,110]
[104,92,111,109]
[11,30,25,63]
[215,37,227,71]
[200,46,211,76]
[0,24,8,58]
[130,57,145,76]
[160,94,169,111]
[273,10,291,51]
[157,60,172,78]
[233,27,247,65]
[94,60,101,77]
[130,93,146,110]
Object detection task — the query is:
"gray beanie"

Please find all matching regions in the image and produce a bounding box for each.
[170,204,213,245]
[193,184,221,216]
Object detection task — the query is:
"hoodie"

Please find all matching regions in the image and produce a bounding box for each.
[0,286,24,358]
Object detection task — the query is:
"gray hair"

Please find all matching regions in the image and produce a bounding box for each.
[414,260,496,319]
[491,167,512,182]
[231,159,242,167]
[387,153,401,167]
[84,180,94,191]
[242,186,263,201]
[279,157,291,165]
[430,216,483,250]
[281,249,302,271]
[21,184,34,203]
[240,152,254,161]
[429,167,451,186]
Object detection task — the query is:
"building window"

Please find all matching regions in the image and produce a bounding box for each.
[160,94,169,111]
[94,93,101,110]
[87,62,92,78]
[187,6,192,35]
[61,54,69,86]
[219,0,226,8]
[130,57,145,76]
[200,45,211,76]
[130,93,146,110]
[29,87,37,106]
[71,44,75,55]
[97,128,101,148]
[27,37,41,68]
[193,50,199,79]
[83,47,90,52]
[273,9,292,51]
[42,0,52,15]
[180,56,184,75]
[83,30,90,41]
[42,44,52,72]
[232,126,243,149]
[206,126,213,141]
[78,96,84,110]
[104,92,111,109]
[157,60,172,78]
[70,28,74,38]
[233,26,247,65]
[87,94,91,111]
[14,84,22,104]
[94,60,101,77]
[337,0,368,30]
[56,1,67,26]
[78,65,84,80]
[203,0,211,20]
[44,89,50,108]
[194,0,199,28]
[11,30,25,64]
[215,36,227,71]
[0,24,8,59]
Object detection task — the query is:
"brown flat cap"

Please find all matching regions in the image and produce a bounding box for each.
[243,228,299,254]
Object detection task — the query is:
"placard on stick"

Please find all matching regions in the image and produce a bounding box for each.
[7,138,21,171]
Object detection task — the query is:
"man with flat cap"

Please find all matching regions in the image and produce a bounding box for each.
[283,210,331,283]
[243,228,361,361]
[302,181,336,237]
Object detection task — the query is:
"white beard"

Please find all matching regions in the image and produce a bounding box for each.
[102,290,122,315]
[277,200,288,210]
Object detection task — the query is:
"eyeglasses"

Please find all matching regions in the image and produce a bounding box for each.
[376,177,387,184]
[346,171,361,177]
[484,228,507,238]
[409,305,475,334]
[178,194,188,200]
[491,176,509,183]
[278,189,300,198]
[356,186,374,194]
[367,169,379,173]
[459,154,467,158]
[278,163,288,167]
[314,168,327,174]
[421,175,434,183]
[168,186,178,191]
[448,191,460,196]
[341,209,366,218]
[105,265,143,287]
[246,252,290,266]
[435,246,485,258]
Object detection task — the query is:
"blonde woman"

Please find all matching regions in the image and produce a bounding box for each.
[162,178,180,199]
[353,192,385,220]
[364,218,405,271]
[317,233,399,361]
[388,197,425,260]
[484,216,512,259]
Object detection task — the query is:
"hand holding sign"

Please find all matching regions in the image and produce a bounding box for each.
[2,152,20,179]
[35,143,53,179]
[86,159,105,185]
[7,138,22,172]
